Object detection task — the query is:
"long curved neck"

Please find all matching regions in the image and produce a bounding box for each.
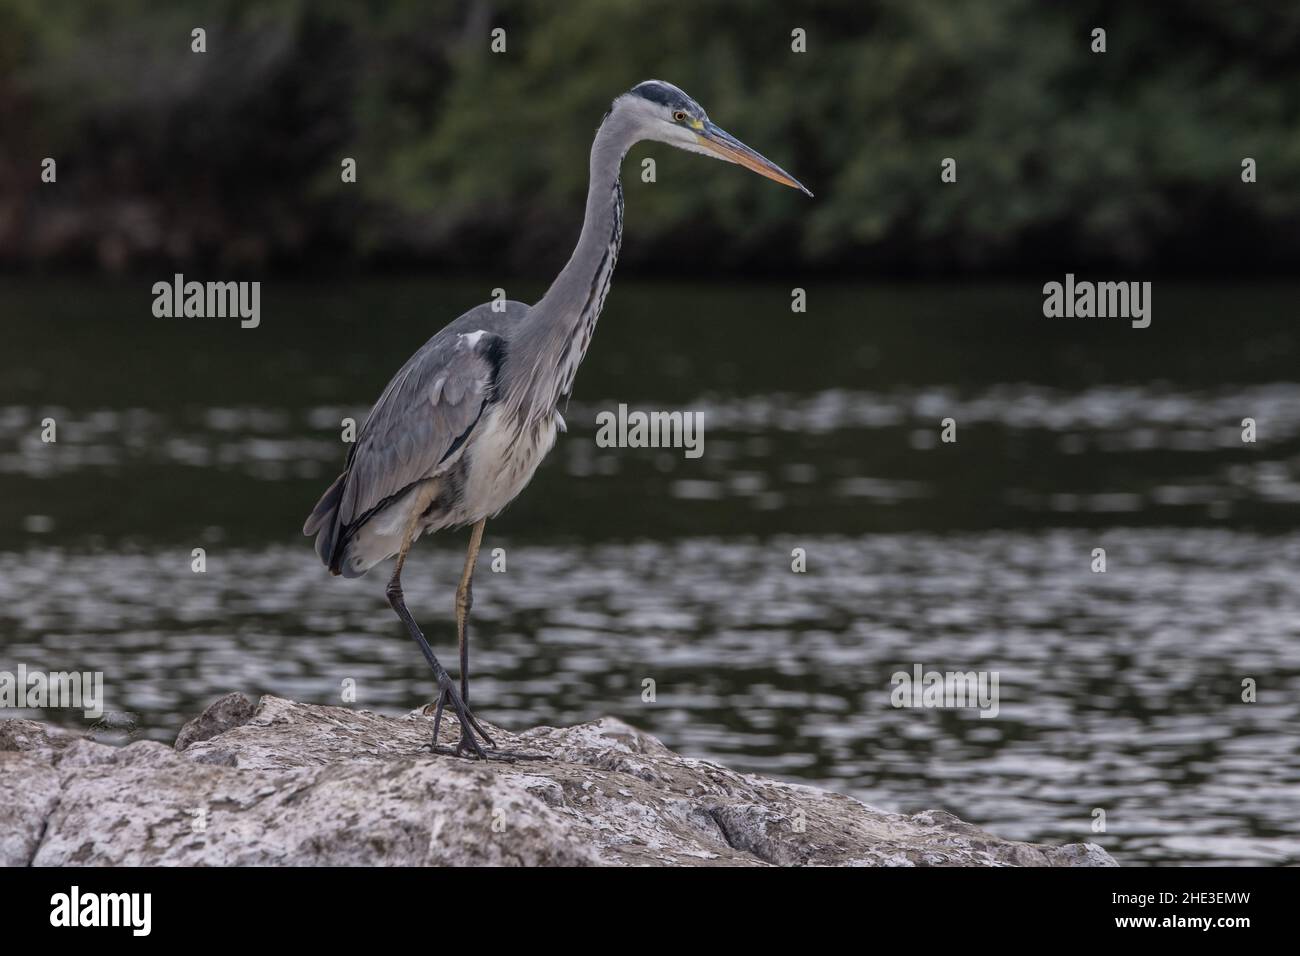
[538,112,632,316]
[510,110,637,418]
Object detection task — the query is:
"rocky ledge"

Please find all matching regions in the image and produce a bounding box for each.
[0,694,1116,867]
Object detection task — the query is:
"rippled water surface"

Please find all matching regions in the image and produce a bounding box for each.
[2,278,1298,866]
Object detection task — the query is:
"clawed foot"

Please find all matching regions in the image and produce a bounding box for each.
[426,682,549,762]
[430,679,494,757]
[428,742,549,763]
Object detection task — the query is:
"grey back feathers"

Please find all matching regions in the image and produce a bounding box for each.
[304,302,522,570]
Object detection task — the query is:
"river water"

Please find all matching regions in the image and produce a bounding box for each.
[2,277,1297,865]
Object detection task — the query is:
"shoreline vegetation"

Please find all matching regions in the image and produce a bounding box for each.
[3,2,1298,277]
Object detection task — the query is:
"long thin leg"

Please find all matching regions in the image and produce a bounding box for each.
[456,518,487,704]
[385,516,495,757]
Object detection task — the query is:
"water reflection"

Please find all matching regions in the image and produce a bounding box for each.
[2,529,1297,866]
[2,278,1298,866]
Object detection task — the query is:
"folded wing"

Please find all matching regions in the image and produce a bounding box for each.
[304,324,508,571]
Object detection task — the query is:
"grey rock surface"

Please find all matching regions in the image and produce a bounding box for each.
[174,691,255,751]
[0,695,1117,866]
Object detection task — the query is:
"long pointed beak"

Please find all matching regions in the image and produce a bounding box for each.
[696,121,813,197]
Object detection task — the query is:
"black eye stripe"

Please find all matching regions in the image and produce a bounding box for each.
[630,80,700,117]
[632,81,681,107]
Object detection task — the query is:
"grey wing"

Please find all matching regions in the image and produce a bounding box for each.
[304,324,508,571]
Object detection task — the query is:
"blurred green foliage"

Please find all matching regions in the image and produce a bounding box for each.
[3,0,1299,274]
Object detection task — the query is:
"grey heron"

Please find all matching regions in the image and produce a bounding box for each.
[304,80,811,758]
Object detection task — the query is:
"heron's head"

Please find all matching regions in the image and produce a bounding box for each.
[613,79,812,197]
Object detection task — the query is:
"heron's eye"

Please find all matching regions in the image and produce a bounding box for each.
[672,110,688,123]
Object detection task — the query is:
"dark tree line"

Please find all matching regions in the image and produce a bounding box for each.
[3,0,1297,276]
